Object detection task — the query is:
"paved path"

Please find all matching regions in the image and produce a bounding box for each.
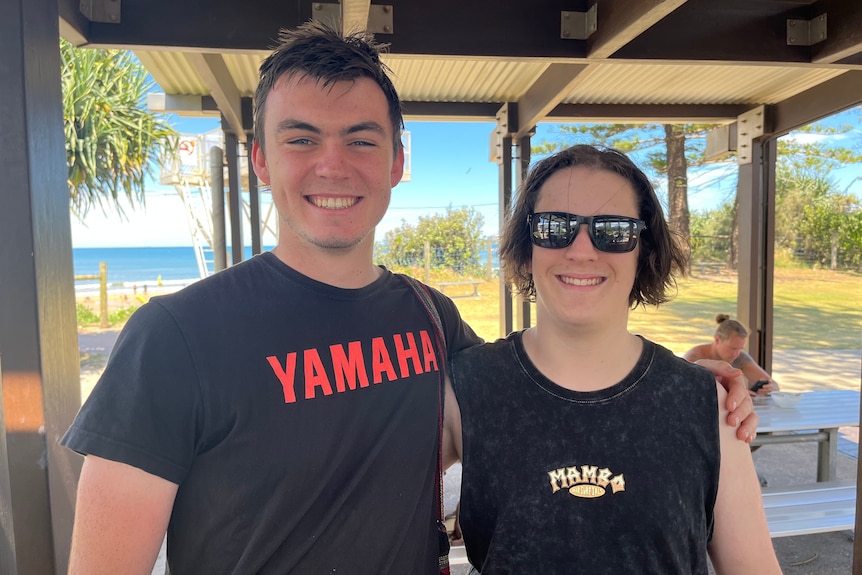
[77,329,121,354]
[772,349,861,392]
[79,331,861,390]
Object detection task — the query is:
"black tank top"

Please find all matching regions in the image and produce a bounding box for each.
[451,332,720,574]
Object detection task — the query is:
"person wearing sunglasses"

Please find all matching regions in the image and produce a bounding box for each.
[443,145,780,574]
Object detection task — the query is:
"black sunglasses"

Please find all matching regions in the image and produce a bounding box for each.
[527,211,646,253]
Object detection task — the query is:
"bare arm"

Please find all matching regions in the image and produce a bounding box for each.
[695,359,758,442]
[740,361,780,395]
[708,383,782,574]
[69,455,178,575]
[442,375,463,470]
[682,345,704,362]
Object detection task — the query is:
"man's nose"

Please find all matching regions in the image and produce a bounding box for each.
[564,225,597,258]
[315,143,347,176]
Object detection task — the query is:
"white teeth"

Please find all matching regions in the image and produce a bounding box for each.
[312,197,357,209]
[560,276,602,286]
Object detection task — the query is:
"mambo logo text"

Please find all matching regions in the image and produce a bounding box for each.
[548,465,626,499]
[266,330,439,403]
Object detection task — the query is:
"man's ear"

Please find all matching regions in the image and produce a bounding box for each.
[251,140,271,186]
[390,144,405,188]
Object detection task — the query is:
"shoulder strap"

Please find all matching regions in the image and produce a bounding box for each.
[397,274,450,574]
[399,275,446,366]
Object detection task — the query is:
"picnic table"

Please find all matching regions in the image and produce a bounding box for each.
[752,389,860,482]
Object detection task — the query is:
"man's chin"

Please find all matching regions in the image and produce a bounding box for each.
[309,235,367,251]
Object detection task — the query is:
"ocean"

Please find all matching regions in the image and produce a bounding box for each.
[73,246,270,290]
[75,246,200,284]
[73,244,498,292]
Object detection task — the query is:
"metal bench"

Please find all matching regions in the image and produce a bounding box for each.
[762,479,856,537]
[693,261,725,275]
[437,280,481,298]
[446,480,857,566]
[449,544,469,566]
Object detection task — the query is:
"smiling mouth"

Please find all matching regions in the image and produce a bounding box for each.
[309,196,358,210]
[559,276,604,287]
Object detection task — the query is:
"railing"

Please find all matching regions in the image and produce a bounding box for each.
[74,261,108,328]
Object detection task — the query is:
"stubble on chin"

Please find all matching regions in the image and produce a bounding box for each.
[280,215,373,251]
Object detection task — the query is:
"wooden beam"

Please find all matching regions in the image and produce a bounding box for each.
[343,0,372,33]
[83,0,302,51]
[58,0,90,46]
[147,93,221,117]
[514,63,593,139]
[769,70,862,136]
[547,103,750,122]
[401,101,503,121]
[612,0,813,64]
[73,0,862,68]
[187,53,246,141]
[811,0,862,64]
[400,102,751,123]
[588,0,688,59]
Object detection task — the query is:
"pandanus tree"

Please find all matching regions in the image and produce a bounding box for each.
[61,39,177,220]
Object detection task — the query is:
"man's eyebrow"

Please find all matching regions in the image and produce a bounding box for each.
[274,119,321,135]
[273,119,387,138]
[343,122,387,137]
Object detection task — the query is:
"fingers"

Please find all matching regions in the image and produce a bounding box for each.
[727,390,757,443]
[736,411,759,443]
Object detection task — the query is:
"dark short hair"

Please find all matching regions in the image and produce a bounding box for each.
[499,144,689,307]
[253,21,404,153]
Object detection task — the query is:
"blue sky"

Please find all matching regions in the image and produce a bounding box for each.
[70,111,862,248]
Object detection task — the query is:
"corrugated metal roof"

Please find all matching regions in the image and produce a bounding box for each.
[136,49,848,116]
[558,63,845,105]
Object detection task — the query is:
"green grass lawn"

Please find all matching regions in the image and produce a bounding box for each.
[429,268,862,355]
[80,266,859,397]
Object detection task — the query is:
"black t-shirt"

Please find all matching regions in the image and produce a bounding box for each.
[63,253,480,574]
[451,333,720,574]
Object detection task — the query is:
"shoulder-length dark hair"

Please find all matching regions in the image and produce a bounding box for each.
[499,144,688,308]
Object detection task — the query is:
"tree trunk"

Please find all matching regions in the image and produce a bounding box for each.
[730,197,739,270]
[664,125,690,246]
[831,230,838,270]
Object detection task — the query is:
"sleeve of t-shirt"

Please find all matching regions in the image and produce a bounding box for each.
[61,301,202,485]
[734,351,755,369]
[426,286,483,356]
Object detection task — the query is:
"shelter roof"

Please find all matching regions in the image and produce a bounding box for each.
[60,0,862,139]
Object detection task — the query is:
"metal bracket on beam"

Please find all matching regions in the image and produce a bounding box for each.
[736,106,765,165]
[787,14,827,46]
[312,2,341,29]
[312,2,393,33]
[489,103,518,164]
[561,6,597,40]
[80,0,121,23]
[368,5,394,34]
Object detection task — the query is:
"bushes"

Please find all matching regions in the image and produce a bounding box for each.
[376,206,487,275]
[76,301,140,328]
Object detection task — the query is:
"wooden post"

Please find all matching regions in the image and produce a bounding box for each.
[486,237,493,281]
[0,355,18,573]
[99,261,109,328]
[856,354,862,574]
[424,240,431,284]
[0,0,81,570]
